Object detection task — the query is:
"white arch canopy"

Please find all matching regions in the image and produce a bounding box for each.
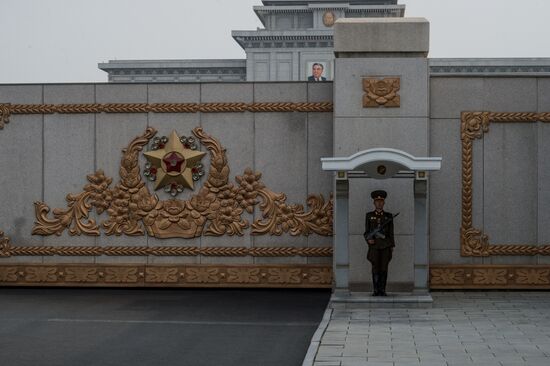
[321,148,441,173]
[321,148,442,296]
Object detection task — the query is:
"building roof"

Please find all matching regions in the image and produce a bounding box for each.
[261,0,398,5]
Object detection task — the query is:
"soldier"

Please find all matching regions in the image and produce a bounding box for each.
[364,190,395,296]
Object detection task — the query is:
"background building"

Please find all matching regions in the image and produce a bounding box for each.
[98,0,404,82]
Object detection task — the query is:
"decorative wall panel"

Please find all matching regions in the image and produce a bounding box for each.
[460,111,550,256]
[0,264,332,288]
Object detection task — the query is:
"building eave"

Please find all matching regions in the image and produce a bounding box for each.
[429,58,550,77]
[232,30,334,49]
[98,59,247,71]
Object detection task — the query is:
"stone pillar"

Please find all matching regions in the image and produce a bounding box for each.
[333,18,430,291]
[334,178,350,292]
[414,179,429,293]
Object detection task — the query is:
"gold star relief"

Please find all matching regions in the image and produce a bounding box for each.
[144,131,206,191]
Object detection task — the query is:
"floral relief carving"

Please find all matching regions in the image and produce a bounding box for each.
[0,267,18,282]
[32,127,333,240]
[516,269,550,285]
[430,269,465,285]
[65,267,98,283]
[186,268,220,283]
[145,267,178,283]
[0,264,333,288]
[32,170,113,236]
[268,268,301,284]
[226,268,261,284]
[473,269,507,285]
[104,267,138,283]
[430,265,550,289]
[362,78,400,108]
[25,267,58,282]
[309,268,332,285]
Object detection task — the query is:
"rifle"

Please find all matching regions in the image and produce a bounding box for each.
[364,212,399,241]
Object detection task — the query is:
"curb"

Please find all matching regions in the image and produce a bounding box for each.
[301,306,333,366]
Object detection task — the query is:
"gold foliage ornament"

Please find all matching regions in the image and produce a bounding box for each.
[362,78,400,108]
[143,131,206,195]
[32,127,333,239]
[0,103,10,130]
[430,265,550,289]
[0,264,332,288]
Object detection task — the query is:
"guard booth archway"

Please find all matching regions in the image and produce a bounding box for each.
[321,148,441,295]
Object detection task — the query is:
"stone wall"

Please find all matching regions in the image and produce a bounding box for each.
[429,76,550,266]
[0,82,334,273]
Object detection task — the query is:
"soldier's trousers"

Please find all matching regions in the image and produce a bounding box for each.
[367,247,392,272]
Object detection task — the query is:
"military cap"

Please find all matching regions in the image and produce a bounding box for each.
[371,190,387,200]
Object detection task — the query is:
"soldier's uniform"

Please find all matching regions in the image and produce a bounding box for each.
[363,190,395,296]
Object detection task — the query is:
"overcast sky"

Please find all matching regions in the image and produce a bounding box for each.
[2,0,550,83]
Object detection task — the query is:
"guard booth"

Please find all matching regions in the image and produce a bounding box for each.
[321,148,441,296]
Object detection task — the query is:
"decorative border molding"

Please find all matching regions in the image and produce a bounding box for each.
[430,65,550,76]
[0,101,333,129]
[429,59,550,76]
[0,231,331,258]
[461,112,550,256]
[430,265,550,289]
[0,264,332,288]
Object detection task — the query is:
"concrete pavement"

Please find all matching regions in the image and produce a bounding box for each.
[0,288,330,366]
[307,292,550,366]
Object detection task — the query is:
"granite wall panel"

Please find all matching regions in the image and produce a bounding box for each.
[334,58,428,118]
[429,119,462,251]
[483,123,537,245]
[0,85,43,263]
[334,117,428,157]
[430,78,484,119]
[42,85,96,263]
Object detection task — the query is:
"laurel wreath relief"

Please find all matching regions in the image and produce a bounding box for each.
[31,127,333,240]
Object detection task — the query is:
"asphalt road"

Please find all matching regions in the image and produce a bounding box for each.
[0,288,330,366]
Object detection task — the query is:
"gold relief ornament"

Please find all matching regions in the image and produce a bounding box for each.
[362,77,400,108]
[0,231,11,257]
[429,268,465,286]
[322,11,336,27]
[0,103,10,130]
[0,264,332,288]
[430,265,550,289]
[143,131,206,196]
[32,127,333,239]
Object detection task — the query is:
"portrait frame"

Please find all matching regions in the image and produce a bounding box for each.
[305,61,332,81]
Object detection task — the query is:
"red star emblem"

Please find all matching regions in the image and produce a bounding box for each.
[162,152,185,173]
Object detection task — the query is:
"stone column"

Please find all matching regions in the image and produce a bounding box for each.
[333,18,430,291]
[414,179,429,293]
[334,178,350,292]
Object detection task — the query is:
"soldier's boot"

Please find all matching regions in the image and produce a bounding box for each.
[371,272,380,296]
[379,271,388,296]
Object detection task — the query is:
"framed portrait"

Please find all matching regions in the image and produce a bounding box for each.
[305,61,332,81]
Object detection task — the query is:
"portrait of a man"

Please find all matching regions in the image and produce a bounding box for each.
[307,62,327,82]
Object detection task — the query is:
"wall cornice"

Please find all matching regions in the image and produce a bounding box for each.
[430,58,550,77]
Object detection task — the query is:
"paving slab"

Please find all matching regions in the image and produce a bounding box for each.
[305,292,550,366]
